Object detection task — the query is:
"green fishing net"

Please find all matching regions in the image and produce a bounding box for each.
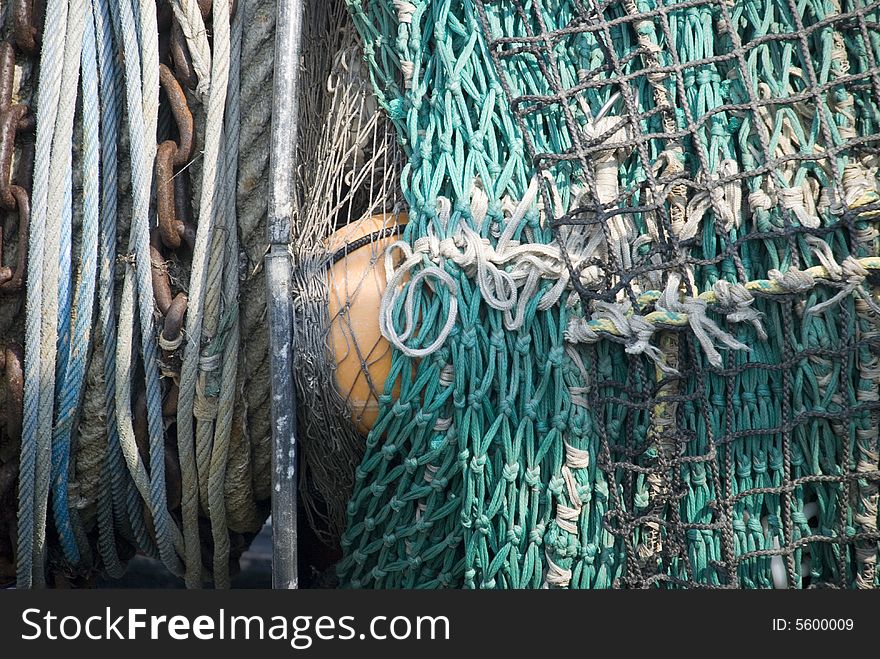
[329,0,880,588]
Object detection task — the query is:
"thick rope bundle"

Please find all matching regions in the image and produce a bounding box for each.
[3,0,272,588]
[332,0,880,588]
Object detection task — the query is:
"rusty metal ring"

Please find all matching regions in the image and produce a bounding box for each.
[0,344,24,446]
[159,64,195,164]
[161,293,188,349]
[169,22,198,90]
[0,185,30,293]
[150,231,188,357]
[156,140,196,250]
[12,0,44,55]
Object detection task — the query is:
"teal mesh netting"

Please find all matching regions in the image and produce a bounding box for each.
[334,0,880,588]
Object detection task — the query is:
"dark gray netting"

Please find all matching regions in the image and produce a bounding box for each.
[473,0,880,587]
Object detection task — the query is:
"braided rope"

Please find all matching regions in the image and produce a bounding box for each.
[19,0,70,589]
[49,0,97,567]
[205,1,244,589]
[566,255,880,345]
[176,0,232,588]
[234,0,275,508]
[170,0,212,97]
[113,0,184,576]
[93,0,130,578]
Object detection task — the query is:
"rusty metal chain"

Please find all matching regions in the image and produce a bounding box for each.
[151,8,199,510]
[12,0,45,56]
[0,41,34,295]
[165,0,239,92]
[152,61,194,379]
[1,4,40,584]
[144,0,240,536]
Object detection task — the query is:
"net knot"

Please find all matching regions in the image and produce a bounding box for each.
[433,416,452,432]
[658,272,750,368]
[393,0,416,23]
[564,441,590,469]
[748,188,775,213]
[529,522,545,545]
[842,162,876,206]
[713,279,767,340]
[778,186,819,228]
[524,466,541,488]
[805,237,873,316]
[768,267,815,294]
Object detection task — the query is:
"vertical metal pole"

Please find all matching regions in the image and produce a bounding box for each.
[266,0,304,589]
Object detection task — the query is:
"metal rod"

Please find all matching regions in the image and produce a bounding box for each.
[266,0,304,590]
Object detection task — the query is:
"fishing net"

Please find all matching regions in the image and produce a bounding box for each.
[325,0,880,588]
[291,0,404,548]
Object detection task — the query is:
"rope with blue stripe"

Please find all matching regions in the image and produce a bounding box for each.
[19,0,70,589]
[112,0,184,576]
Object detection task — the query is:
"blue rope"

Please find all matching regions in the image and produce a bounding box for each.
[101,0,160,564]
[112,0,183,576]
[49,168,78,564]
[93,0,130,576]
[19,0,70,589]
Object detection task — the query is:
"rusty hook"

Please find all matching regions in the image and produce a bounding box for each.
[0,344,24,446]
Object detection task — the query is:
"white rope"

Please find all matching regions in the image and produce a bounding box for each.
[177,0,232,588]
[806,236,876,316]
[171,0,213,97]
[20,0,72,588]
[378,182,607,356]
[682,159,742,239]
[656,272,751,368]
[113,0,186,575]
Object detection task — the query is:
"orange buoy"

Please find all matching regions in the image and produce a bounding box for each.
[326,212,407,435]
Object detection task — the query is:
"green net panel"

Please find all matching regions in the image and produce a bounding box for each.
[334,0,880,588]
